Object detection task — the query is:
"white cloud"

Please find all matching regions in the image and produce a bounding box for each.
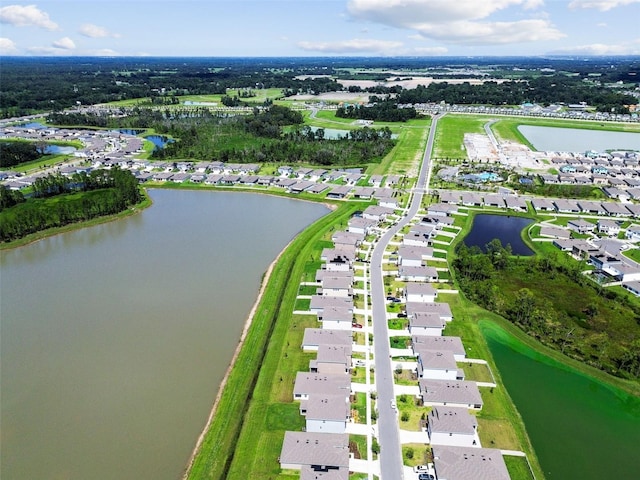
[597,22,608,27]
[79,23,120,38]
[549,42,639,55]
[52,37,76,50]
[297,38,403,54]
[346,0,564,45]
[0,4,58,30]
[90,48,119,57]
[569,0,640,11]
[0,37,18,53]
[412,46,449,55]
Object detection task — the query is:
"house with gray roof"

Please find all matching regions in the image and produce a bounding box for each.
[460,192,483,207]
[327,185,352,199]
[405,283,437,303]
[347,216,377,235]
[416,349,462,381]
[440,191,461,204]
[302,329,352,352]
[419,379,483,410]
[362,204,394,222]
[293,372,351,401]
[310,296,353,315]
[315,270,354,283]
[406,302,453,323]
[315,305,354,331]
[432,445,510,480]
[310,344,352,375]
[408,313,445,337]
[300,395,351,434]
[602,201,632,217]
[567,218,595,234]
[539,226,570,239]
[398,265,439,283]
[504,195,527,211]
[279,431,350,474]
[397,245,434,266]
[428,407,479,448]
[531,198,555,212]
[597,219,620,236]
[332,231,365,248]
[412,336,465,360]
[320,276,353,298]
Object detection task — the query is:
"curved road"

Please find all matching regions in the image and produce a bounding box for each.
[371,114,441,479]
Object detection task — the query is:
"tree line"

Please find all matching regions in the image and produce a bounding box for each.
[453,240,640,379]
[0,168,142,242]
[336,100,418,122]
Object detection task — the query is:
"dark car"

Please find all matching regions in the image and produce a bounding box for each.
[418,474,434,480]
[397,312,407,318]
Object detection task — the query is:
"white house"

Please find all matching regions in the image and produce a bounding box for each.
[408,312,445,337]
[597,219,620,237]
[427,407,479,448]
[416,349,461,381]
[419,379,483,410]
[405,283,437,303]
[432,446,510,480]
[625,225,640,242]
[279,431,350,474]
[300,395,351,434]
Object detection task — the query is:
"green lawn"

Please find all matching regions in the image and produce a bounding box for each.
[432,114,487,159]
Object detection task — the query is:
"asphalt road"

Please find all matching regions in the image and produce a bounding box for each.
[370,114,440,479]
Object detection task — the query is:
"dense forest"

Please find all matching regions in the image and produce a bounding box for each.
[1,56,637,117]
[336,100,418,122]
[395,75,637,113]
[0,141,43,168]
[453,240,640,379]
[0,168,142,242]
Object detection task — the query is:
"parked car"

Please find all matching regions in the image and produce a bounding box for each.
[418,474,434,480]
[352,323,363,329]
[397,312,407,318]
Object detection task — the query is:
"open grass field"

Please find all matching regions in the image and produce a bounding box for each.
[431,114,487,159]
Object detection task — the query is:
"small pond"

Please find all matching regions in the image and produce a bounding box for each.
[145,134,174,149]
[464,214,534,255]
[518,125,640,153]
[43,145,77,155]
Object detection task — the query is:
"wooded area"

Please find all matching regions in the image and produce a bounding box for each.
[453,240,640,379]
[0,168,142,242]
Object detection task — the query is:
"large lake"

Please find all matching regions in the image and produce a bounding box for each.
[518,125,640,153]
[463,214,534,256]
[482,322,640,480]
[0,189,329,480]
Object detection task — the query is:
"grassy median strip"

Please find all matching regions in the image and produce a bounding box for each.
[186,201,359,480]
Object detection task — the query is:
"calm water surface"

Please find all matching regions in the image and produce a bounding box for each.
[464,214,534,256]
[0,189,329,480]
[482,322,640,480]
[518,125,640,153]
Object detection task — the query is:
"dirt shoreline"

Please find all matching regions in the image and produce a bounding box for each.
[181,241,288,479]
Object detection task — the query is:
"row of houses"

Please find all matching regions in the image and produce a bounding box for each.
[437,190,640,218]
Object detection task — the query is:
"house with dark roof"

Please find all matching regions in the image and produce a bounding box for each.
[432,445,510,480]
[279,431,350,475]
[419,379,483,410]
[408,312,445,337]
[428,407,479,448]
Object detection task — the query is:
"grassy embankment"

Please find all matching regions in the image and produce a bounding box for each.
[185,201,361,480]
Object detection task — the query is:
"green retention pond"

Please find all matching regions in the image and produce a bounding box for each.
[480,321,640,480]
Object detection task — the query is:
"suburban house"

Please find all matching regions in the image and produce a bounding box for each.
[567,219,595,234]
[293,372,351,401]
[597,219,620,236]
[279,431,350,476]
[406,302,453,323]
[625,225,640,242]
[403,224,436,248]
[427,407,479,447]
[315,305,354,331]
[539,226,570,239]
[398,265,439,283]
[302,329,353,352]
[431,445,510,480]
[315,270,354,283]
[419,379,483,410]
[397,246,434,267]
[332,231,365,248]
[347,217,377,236]
[428,203,458,217]
[531,198,555,212]
[320,276,353,298]
[405,283,438,303]
[362,205,394,222]
[623,281,640,296]
[416,349,462,381]
[310,345,352,375]
[412,336,466,361]
[299,395,351,434]
[408,312,446,337]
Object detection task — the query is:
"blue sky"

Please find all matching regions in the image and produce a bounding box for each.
[1,0,639,57]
